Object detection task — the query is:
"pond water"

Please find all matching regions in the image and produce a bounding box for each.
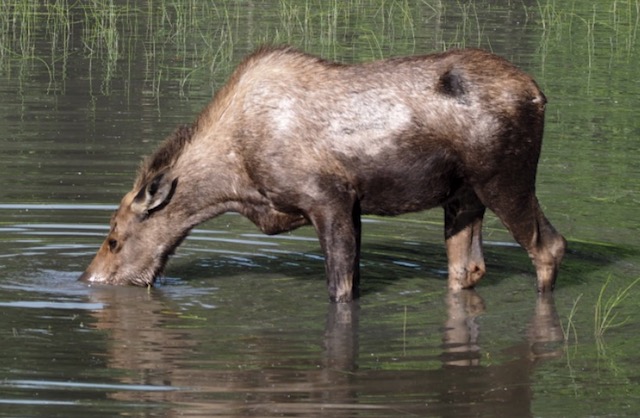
[1,1,639,416]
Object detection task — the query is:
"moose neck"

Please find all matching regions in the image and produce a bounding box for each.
[167,131,254,230]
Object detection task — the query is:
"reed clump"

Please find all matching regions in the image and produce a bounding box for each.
[594,275,639,338]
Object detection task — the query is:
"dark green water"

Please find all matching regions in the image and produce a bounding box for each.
[1,1,639,416]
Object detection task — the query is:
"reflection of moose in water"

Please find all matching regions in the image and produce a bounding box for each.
[88,288,562,416]
[80,46,566,302]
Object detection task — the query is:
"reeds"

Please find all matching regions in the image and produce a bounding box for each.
[561,293,581,347]
[81,0,125,94]
[537,0,640,74]
[594,275,640,338]
[561,275,639,355]
[1,0,533,100]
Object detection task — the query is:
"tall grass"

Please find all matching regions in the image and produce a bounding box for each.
[0,0,499,100]
[45,0,71,91]
[3,0,636,101]
[561,293,582,347]
[536,0,640,77]
[560,274,639,364]
[81,0,127,94]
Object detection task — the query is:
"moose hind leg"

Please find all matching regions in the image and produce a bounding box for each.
[477,184,566,292]
[444,188,487,291]
[528,202,566,292]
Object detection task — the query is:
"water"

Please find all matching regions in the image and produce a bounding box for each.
[1,1,639,416]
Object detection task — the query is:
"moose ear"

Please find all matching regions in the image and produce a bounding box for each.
[131,172,177,216]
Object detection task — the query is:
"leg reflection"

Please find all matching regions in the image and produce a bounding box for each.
[441,289,485,366]
[527,293,564,359]
[438,290,564,416]
[323,301,360,372]
[318,301,360,411]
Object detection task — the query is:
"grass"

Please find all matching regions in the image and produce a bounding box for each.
[14,0,634,99]
[0,0,431,97]
[560,275,640,359]
[81,0,123,94]
[536,0,640,80]
[594,275,640,338]
[561,293,581,346]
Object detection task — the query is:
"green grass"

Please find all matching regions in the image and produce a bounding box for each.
[561,293,581,346]
[559,274,639,360]
[0,0,428,96]
[594,275,640,338]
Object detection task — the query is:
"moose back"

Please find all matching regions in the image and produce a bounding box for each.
[79,46,566,302]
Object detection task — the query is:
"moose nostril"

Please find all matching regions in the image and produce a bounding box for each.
[108,239,118,252]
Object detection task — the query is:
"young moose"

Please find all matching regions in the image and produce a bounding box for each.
[80,46,566,302]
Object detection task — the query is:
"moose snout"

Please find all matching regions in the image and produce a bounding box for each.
[78,269,103,283]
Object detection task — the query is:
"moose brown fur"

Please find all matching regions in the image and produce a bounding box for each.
[79,46,566,302]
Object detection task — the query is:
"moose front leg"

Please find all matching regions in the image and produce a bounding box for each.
[309,199,361,303]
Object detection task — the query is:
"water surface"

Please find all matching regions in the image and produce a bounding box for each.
[1,1,639,416]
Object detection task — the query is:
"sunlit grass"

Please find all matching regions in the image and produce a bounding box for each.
[536,0,640,81]
[561,293,581,346]
[560,274,639,365]
[0,0,434,97]
[594,275,640,338]
[1,0,638,109]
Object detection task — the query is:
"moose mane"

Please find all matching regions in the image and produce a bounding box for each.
[133,45,338,192]
[134,124,195,190]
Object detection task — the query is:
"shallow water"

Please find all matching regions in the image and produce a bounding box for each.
[1,1,640,417]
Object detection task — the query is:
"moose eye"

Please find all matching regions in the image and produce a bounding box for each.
[108,239,118,252]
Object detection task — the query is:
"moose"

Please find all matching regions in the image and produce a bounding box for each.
[80,46,566,302]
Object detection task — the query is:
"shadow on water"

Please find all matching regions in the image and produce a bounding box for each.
[1,204,635,296]
[560,240,640,285]
[167,231,638,297]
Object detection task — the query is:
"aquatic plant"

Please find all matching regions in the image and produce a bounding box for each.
[0,0,434,95]
[594,275,640,338]
[561,293,581,346]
